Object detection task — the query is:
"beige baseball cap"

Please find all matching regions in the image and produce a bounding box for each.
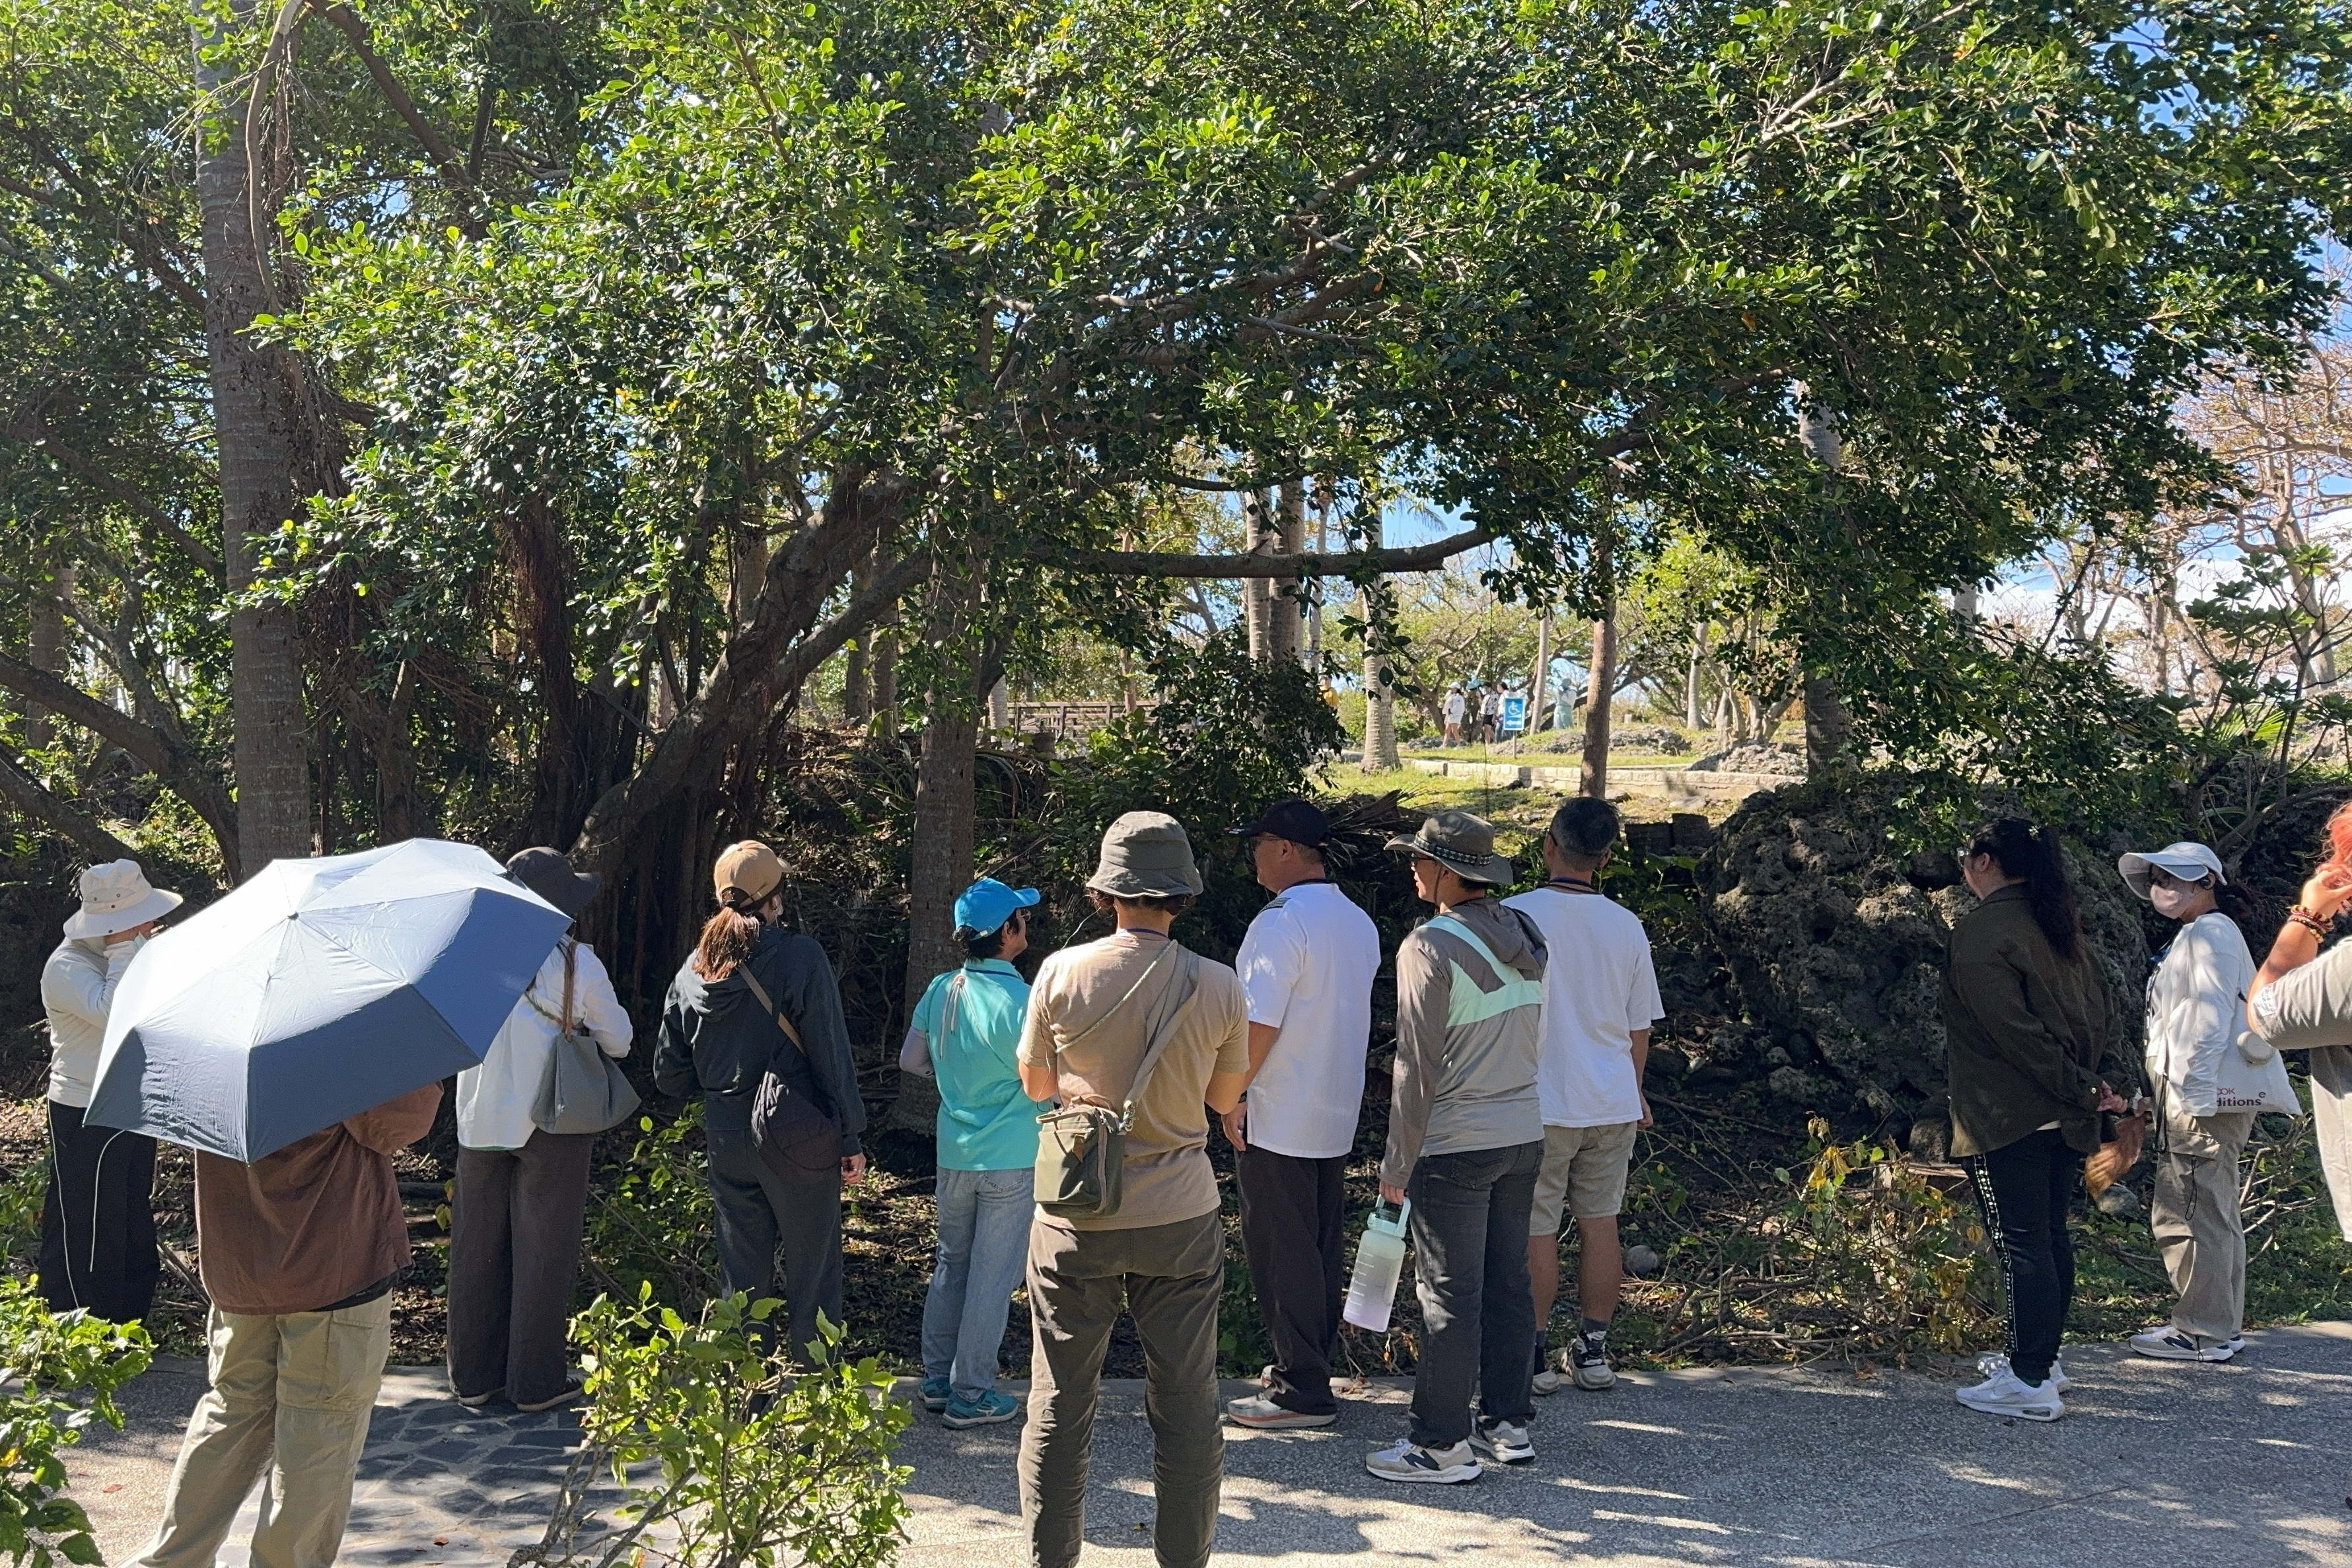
[713,840,784,906]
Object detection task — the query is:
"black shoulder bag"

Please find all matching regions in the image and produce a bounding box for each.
[741,968,842,1179]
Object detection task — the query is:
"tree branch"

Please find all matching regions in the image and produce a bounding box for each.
[14,421,223,575]
[0,172,205,312]
[0,651,238,876]
[314,2,484,229]
[1035,525,1495,579]
[0,750,135,865]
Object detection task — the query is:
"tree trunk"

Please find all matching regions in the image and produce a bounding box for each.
[197,10,309,873]
[1579,611,1616,799]
[25,563,67,750]
[1803,668,1852,775]
[1242,489,1276,660]
[1359,515,1398,771]
[1267,479,1304,663]
[1530,612,1551,734]
[891,577,1003,1134]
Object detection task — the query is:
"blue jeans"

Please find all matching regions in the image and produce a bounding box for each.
[921,1166,1034,1402]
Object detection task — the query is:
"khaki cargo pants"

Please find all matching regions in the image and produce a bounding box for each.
[2152,1087,2255,1344]
[132,1295,392,1568]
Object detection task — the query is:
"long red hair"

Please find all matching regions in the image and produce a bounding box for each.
[2320,800,2352,894]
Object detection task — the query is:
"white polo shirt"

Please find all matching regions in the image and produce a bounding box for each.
[1501,884,1664,1128]
[1234,880,1382,1158]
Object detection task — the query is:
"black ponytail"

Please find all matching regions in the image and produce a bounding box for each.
[1968,818,2083,962]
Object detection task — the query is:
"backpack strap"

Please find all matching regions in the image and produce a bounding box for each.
[738,967,807,1062]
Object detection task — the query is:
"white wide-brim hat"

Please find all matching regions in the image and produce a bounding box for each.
[63,858,183,939]
[2117,841,2227,901]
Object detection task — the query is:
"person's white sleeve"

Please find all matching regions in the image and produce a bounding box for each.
[2176,926,2237,1118]
[574,945,635,1057]
[900,1026,933,1078]
[1628,933,1665,1032]
[1236,909,1302,1031]
[42,943,134,1030]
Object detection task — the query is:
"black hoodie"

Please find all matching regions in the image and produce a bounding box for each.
[653,923,865,1154]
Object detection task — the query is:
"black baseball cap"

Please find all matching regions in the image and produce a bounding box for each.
[1229,798,1330,849]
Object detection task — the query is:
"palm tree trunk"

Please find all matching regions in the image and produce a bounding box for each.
[197,7,307,872]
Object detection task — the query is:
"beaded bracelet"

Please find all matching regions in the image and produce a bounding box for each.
[2287,906,2330,939]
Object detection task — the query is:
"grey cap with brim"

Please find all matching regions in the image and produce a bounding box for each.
[1386,808,1516,886]
[2117,841,2227,900]
[1086,810,1204,898]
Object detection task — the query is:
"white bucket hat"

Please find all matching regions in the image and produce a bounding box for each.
[2117,841,2227,901]
[63,859,183,939]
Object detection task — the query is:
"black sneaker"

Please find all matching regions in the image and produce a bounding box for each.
[1570,1336,1615,1391]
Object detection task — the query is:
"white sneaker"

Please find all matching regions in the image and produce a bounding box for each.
[1976,1351,2070,1392]
[1956,1367,2064,1421]
[2130,1326,2236,1362]
[1531,1340,1562,1396]
[1225,1393,1336,1429]
[1470,1416,1534,1465]
[1365,1437,1481,1484]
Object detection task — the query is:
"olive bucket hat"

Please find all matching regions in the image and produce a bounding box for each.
[1386,808,1516,886]
[1085,811,1204,899]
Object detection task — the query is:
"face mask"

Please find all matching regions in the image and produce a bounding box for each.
[2150,883,2197,919]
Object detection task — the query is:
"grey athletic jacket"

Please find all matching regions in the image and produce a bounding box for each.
[1382,896,1548,1188]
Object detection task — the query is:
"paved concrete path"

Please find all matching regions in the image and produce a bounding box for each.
[64,1323,2352,1567]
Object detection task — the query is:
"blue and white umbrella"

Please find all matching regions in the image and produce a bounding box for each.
[86,839,573,1162]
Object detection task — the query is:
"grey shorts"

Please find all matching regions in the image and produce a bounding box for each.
[1529,1121,1640,1233]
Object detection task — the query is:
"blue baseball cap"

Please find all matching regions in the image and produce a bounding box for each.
[954,876,1042,936]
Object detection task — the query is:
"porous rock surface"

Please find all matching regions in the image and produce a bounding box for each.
[1693,777,2147,1129]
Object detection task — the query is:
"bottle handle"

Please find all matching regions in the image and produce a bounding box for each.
[1374,1197,1411,1229]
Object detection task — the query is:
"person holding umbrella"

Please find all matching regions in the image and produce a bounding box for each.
[81,838,579,1568]
[655,841,867,1365]
[130,1085,442,1568]
[446,849,633,1411]
[39,859,179,1323]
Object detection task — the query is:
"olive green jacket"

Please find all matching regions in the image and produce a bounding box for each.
[1941,884,2118,1158]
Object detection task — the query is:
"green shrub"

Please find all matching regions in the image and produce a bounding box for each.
[585,1107,720,1314]
[561,1288,910,1568]
[0,1277,153,1567]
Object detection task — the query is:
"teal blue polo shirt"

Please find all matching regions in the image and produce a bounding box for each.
[911,958,1047,1172]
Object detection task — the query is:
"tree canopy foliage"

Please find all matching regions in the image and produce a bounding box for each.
[0,0,2343,1002]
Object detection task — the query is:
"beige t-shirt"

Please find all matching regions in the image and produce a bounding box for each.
[1018,931,1249,1232]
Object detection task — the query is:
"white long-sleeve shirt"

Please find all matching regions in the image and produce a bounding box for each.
[42,935,141,1108]
[456,939,632,1150]
[2146,911,2254,1118]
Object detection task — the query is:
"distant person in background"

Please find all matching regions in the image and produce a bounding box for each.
[446,848,631,1413]
[1505,799,1662,1396]
[2118,841,2263,1364]
[131,1082,442,1568]
[1944,818,2123,1423]
[1016,813,1249,1568]
[1221,799,1381,1431]
[40,859,180,1323]
[1479,685,1504,744]
[1443,684,1468,746]
[1369,811,1546,1483]
[899,876,1049,1429]
[2244,799,2352,1248]
[655,840,866,1365]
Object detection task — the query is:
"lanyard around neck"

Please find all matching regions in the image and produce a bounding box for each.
[1545,876,1600,894]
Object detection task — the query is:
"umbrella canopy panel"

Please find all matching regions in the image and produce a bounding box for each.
[89,839,573,1162]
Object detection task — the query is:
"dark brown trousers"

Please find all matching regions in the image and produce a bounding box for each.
[446,1131,597,1406]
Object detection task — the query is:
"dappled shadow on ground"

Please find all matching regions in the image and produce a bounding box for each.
[894,1328,2352,1567]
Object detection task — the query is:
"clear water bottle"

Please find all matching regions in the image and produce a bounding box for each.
[1342,1199,1411,1332]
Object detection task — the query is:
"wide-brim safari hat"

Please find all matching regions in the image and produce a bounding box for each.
[1386,810,1516,886]
[63,859,182,939]
[1086,811,1204,899]
[2118,841,2227,901]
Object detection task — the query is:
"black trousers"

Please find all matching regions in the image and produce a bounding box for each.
[38,1099,158,1323]
[1962,1127,2082,1386]
[1406,1141,1543,1448]
[705,1124,843,1365]
[448,1131,598,1406]
[1236,1145,1347,1415]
